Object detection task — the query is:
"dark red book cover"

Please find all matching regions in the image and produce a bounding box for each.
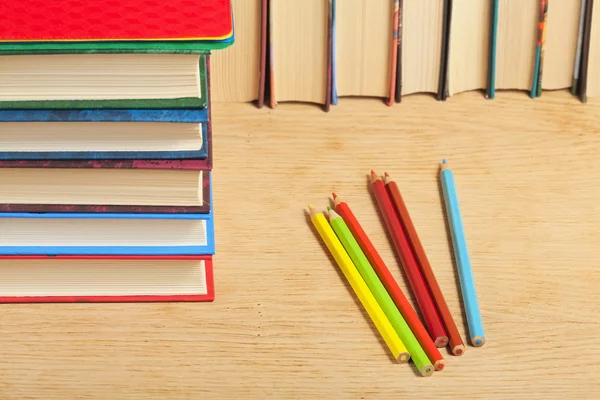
[0,255,214,303]
[0,169,211,214]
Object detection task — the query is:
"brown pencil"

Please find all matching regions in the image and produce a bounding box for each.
[370,171,448,347]
[384,172,465,355]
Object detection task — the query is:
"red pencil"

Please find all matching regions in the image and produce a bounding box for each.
[333,193,446,370]
[384,172,466,355]
[369,171,448,347]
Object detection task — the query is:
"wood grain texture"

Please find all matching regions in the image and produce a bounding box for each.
[1,91,600,398]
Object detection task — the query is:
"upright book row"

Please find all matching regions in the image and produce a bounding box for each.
[0,0,234,302]
[211,0,600,108]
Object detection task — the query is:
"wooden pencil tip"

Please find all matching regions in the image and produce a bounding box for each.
[331,192,337,199]
[383,173,392,184]
[442,159,447,164]
[452,344,466,356]
[435,336,449,348]
[370,170,380,183]
[397,352,411,364]
[328,208,340,219]
[420,364,435,377]
[434,360,446,371]
[308,205,318,219]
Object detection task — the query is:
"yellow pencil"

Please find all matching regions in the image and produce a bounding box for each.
[309,205,410,363]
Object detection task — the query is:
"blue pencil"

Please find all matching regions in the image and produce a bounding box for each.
[440,160,485,347]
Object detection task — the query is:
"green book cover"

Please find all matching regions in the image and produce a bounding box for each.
[0,53,209,110]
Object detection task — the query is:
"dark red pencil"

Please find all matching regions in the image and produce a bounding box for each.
[370,171,448,347]
[333,193,446,370]
[384,172,465,355]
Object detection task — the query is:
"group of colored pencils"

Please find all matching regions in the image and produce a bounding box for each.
[308,160,485,377]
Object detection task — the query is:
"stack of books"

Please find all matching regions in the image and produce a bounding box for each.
[0,0,233,303]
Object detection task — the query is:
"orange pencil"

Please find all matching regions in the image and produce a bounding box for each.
[333,193,446,370]
[384,172,465,355]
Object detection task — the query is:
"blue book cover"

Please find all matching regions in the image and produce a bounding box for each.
[0,171,215,255]
[0,211,215,256]
[0,108,209,160]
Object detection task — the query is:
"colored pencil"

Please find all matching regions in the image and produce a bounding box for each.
[384,173,465,356]
[439,161,485,347]
[327,207,434,376]
[333,194,446,371]
[369,171,449,347]
[308,205,411,363]
[388,0,400,106]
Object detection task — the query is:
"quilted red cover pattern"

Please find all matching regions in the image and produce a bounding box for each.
[0,0,233,42]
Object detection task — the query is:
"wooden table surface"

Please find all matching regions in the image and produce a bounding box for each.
[1,91,599,399]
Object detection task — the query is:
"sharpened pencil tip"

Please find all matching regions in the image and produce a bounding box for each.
[327,206,332,211]
[442,159,447,164]
[308,205,319,219]
[331,192,337,199]
[370,170,381,183]
[384,172,390,178]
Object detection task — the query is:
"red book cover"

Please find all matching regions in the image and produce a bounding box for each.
[0,255,215,303]
[0,1,233,42]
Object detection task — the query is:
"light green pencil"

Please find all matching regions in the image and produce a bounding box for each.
[327,207,434,377]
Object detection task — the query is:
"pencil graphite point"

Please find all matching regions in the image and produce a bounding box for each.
[332,192,338,199]
[442,159,447,164]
